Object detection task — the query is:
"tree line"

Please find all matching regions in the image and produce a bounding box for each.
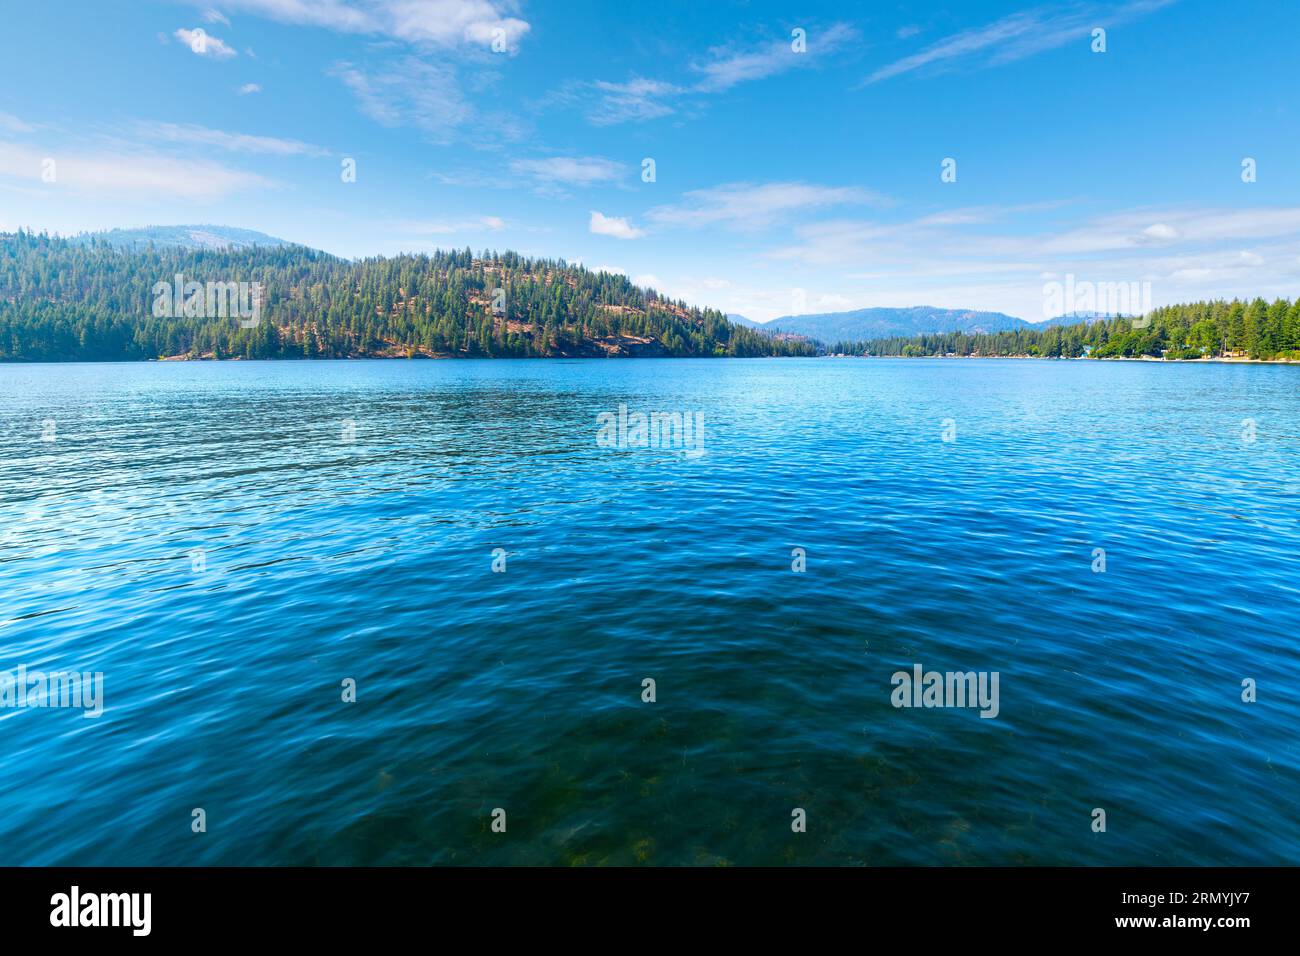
[0,231,815,361]
[829,299,1300,360]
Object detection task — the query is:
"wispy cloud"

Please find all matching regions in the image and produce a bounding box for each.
[1001,206,1300,257]
[209,0,531,53]
[135,121,327,156]
[393,215,506,235]
[693,22,858,92]
[589,210,644,239]
[586,78,684,126]
[571,23,858,125]
[238,82,262,95]
[782,205,1300,268]
[863,0,1178,85]
[509,156,625,193]
[647,181,883,232]
[218,5,532,139]
[0,141,269,201]
[762,202,1300,320]
[330,58,477,142]
[0,112,35,134]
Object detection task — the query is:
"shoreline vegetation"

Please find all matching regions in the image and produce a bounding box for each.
[0,232,813,361]
[835,353,1299,365]
[2,232,1297,364]
[829,298,1300,363]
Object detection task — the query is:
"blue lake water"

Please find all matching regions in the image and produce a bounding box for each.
[1,357,1297,865]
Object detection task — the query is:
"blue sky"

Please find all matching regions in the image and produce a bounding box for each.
[1,0,1298,321]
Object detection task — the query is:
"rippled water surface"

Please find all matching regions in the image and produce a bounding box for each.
[1,358,1297,865]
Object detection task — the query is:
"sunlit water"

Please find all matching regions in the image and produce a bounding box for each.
[1,358,1297,865]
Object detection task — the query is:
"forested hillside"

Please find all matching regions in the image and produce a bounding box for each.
[831,299,1300,361]
[0,231,813,360]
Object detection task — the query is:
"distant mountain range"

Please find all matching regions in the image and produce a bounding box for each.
[767,306,1027,340]
[728,306,1128,341]
[71,225,293,252]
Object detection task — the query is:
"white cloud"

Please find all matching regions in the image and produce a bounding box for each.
[648,181,881,232]
[0,140,269,201]
[203,9,232,26]
[386,1,529,53]
[589,210,644,240]
[135,121,327,155]
[211,0,530,52]
[210,0,371,32]
[238,82,262,95]
[175,27,239,58]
